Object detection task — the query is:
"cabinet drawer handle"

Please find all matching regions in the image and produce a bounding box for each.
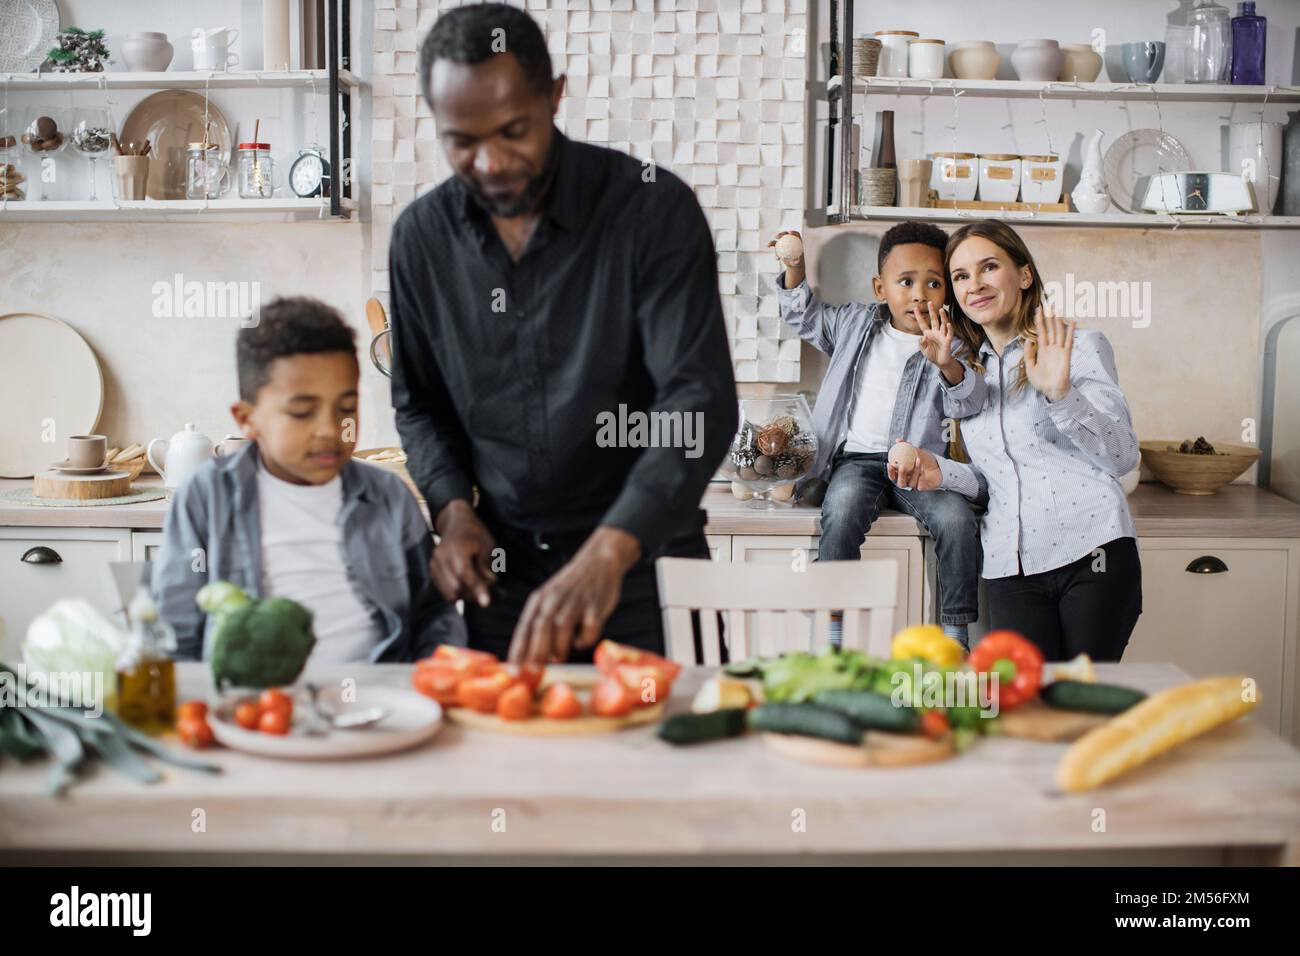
[21,546,64,565]
[1185,555,1228,574]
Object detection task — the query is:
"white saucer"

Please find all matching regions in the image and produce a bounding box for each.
[50,459,108,475]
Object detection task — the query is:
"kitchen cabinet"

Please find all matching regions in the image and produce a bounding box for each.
[130,532,165,563]
[1124,538,1298,740]
[705,534,731,563]
[925,535,1300,741]
[0,528,132,660]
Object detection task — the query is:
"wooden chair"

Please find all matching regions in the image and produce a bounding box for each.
[655,557,899,665]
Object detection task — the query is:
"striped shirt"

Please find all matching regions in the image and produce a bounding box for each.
[933,328,1139,579]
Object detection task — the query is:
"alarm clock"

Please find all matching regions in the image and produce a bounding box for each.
[289,146,331,198]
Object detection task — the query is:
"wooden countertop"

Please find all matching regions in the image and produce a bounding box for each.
[0,662,1297,863]
[3,478,1300,539]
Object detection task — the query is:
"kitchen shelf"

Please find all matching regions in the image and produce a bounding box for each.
[847,204,1300,229]
[827,75,1300,103]
[0,69,360,92]
[0,197,356,223]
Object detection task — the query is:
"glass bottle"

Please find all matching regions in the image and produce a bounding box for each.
[1187,0,1233,84]
[115,591,177,735]
[1230,2,1266,85]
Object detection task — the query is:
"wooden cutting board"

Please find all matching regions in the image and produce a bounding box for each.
[995,700,1112,742]
[448,700,664,736]
[34,470,131,500]
[446,667,664,736]
[762,730,956,767]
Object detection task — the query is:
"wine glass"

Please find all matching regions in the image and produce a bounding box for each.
[70,107,115,201]
[20,106,68,201]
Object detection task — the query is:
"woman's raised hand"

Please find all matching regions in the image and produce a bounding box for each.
[1023,302,1075,403]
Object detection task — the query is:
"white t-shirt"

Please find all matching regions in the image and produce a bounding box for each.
[843,319,921,454]
[256,465,379,663]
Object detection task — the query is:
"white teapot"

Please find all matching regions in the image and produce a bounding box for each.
[147,423,214,490]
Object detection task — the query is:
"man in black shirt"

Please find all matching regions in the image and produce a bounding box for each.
[390,4,737,664]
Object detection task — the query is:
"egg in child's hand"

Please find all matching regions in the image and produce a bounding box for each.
[888,441,919,474]
[774,234,803,262]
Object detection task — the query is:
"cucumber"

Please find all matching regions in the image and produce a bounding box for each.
[812,689,921,733]
[747,703,865,745]
[657,709,748,745]
[1041,680,1146,714]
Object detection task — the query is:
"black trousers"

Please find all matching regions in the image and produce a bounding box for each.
[462,509,712,662]
[985,537,1143,662]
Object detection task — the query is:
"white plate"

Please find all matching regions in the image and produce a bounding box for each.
[1102,129,1193,214]
[0,0,59,73]
[0,313,104,479]
[209,685,443,760]
[120,90,233,200]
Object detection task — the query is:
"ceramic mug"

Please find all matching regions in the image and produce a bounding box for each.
[68,435,107,468]
[1123,41,1165,84]
[214,435,252,457]
[113,155,150,200]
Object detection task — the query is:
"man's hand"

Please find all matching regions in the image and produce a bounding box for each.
[508,526,642,665]
[430,499,497,608]
[887,441,945,492]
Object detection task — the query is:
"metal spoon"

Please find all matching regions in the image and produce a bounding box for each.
[302,682,389,736]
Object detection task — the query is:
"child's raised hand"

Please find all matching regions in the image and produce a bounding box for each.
[917,300,954,368]
[1023,302,1074,403]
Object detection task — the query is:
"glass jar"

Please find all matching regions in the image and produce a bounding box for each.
[720,396,818,509]
[236,141,276,199]
[1187,0,1232,84]
[185,142,230,199]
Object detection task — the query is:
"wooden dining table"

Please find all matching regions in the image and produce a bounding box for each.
[1,662,1298,865]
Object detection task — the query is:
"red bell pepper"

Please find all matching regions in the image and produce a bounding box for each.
[968,630,1044,711]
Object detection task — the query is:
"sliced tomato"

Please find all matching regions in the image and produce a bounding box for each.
[457,672,514,714]
[613,663,674,706]
[497,682,534,721]
[425,645,501,677]
[594,640,682,682]
[539,683,583,719]
[412,665,462,706]
[590,677,635,718]
[501,663,545,693]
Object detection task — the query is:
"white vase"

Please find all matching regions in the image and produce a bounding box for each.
[1074,129,1110,213]
[122,32,174,72]
[1228,121,1285,215]
[1011,39,1064,82]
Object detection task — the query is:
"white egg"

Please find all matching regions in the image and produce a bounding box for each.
[888,441,918,472]
[774,234,803,262]
[730,480,754,501]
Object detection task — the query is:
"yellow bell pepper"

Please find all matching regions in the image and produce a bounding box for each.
[890,625,965,667]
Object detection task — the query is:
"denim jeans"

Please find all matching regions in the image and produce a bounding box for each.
[818,449,981,626]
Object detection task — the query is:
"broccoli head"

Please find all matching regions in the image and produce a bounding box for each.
[206,587,316,690]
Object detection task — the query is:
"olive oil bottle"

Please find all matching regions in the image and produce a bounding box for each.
[115,592,177,735]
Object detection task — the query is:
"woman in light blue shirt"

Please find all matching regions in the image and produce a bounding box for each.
[892,220,1142,661]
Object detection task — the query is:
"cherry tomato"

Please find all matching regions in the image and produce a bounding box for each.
[258,689,293,721]
[176,700,208,723]
[233,699,261,730]
[258,709,290,735]
[176,717,214,748]
[920,710,951,740]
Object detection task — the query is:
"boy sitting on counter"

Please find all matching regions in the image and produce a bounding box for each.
[772,223,981,648]
[151,297,464,663]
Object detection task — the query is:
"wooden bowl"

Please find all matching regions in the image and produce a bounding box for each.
[1138,440,1261,495]
[354,446,422,501]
